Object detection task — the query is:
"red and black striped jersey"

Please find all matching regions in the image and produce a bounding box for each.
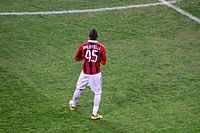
[75,40,106,75]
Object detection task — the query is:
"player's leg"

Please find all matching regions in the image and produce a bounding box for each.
[70,71,89,110]
[89,73,103,119]
[91,93,102,117]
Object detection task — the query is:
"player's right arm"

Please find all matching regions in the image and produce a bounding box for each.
[75,44,84,61]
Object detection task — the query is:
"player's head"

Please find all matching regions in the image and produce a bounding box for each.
[89,29,98,40]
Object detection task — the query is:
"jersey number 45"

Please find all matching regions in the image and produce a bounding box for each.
[85,50,98,62]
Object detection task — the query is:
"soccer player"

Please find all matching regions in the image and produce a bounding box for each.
[69,29,107,120]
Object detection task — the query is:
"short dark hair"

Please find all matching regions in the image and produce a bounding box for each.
[89,29,98,40]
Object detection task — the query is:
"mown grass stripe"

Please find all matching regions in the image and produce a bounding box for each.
[160,0,200,24]
[0,0,179,16]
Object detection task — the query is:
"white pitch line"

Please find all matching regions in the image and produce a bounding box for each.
[0,0,179,16]
[160,0,200,24]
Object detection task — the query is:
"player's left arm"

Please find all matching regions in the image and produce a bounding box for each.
[100,45,106,65]
[75,45,84,61]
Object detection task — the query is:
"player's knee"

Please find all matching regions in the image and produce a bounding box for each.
[95,91,102,95]
[76,85,85,91]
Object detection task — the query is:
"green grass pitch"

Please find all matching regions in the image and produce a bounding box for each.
[0,0,200,132]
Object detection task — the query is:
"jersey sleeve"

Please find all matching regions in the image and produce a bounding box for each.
[75,44,84,61]
[100,45,106,65]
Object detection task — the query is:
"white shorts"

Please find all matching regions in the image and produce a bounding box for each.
[76,71,102,94]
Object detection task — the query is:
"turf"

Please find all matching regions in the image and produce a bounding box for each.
[0,0,157,12]
[177,0,200,18]
[0,0,200,133]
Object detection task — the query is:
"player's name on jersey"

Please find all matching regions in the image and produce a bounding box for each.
[83,45,101,50]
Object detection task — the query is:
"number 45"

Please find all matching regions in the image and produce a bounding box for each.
[85,50,98,62]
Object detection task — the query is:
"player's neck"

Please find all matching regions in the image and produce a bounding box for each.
[88,40,98,43]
